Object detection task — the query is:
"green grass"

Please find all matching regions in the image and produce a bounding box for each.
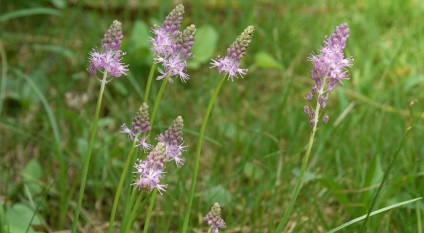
[1,0,423,232]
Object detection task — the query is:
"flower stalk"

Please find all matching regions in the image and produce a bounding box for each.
[108,138,138,233]
[72,71,107,233]
[182,25,254,233]
[73,20,128,233]
[181,75,226,232]
[275,23,353,232]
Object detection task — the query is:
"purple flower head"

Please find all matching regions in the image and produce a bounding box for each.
[120,103,151,144]
[305,23,353,127]
[133,142,167,194]
[150,5,197,83]
[204,203,226,233]
[155,24,196,83]
[308,23,352,94]
[87,20,129,79]
[211,26,255,81]
[157,116,186,167]
[151,4,185,58]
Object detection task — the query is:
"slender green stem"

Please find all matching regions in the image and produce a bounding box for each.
[144,64,157,103]
[72,72,108,233]
[274,125,317,232]
[108,138,138,233]
[0,39,8,116]
[181,75,227,233]
[138,75,170,232]
[143,189,158,233]
[359,126,412,233]
[275,76,327,233]
[124,191,145,233]
[121,151,140,231]
[417,200,422,233]
[121,187,138,231]
[149,75,169,127]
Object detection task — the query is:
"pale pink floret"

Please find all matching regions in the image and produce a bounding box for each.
[156,54,188,83]
[137,135,152,151]
[165,143,187,167]
[210,56,247,80]
[120,123,134,140]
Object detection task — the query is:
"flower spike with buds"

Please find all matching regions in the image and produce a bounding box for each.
[157,116,186,167]
[120,103,152,151]
[211,26,255,80]
[88,20,128,79]
[305,23,353,127]
[133,142,167,194]
[275,24,354,232]
[204,203,226,233]
[151,4,184,58]
[156,24,197,83]
[150,5,197,83]
[78,20,130,233]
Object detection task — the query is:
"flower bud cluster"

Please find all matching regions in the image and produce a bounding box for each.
[120,103,152,151]
[204,203,226,233]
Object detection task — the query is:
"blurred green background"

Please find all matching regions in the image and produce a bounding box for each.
[1,0,423,232]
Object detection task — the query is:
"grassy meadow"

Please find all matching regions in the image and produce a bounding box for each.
[1,0,423,232]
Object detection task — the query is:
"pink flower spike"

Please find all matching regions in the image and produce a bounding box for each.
[132,143,167,193]
[87,20,129,79]
[304,23,353,127]
[150,6,196,83]
[210,26,254,80]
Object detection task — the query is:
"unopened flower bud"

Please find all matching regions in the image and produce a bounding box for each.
[204,203,226,233]
[305,91,313,101]
[322,114,329,124]
[303,105,310,115]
